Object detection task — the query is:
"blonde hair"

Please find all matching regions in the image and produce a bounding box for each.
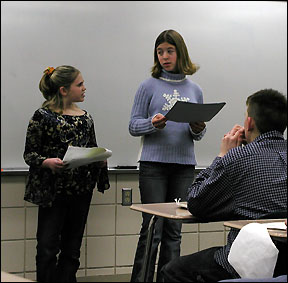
[39,65,80,114]
[151,30,199,78]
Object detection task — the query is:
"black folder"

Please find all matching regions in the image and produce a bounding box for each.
[165,101,226,123]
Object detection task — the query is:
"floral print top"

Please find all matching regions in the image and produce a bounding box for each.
[23,107,109,207]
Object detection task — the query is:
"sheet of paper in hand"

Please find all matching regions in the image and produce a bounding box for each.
[63,146,112,169]
[165,101,226,123]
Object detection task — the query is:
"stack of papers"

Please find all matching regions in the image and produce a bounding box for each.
[63,146,112,169]
[261,222,286,230]
[174,199,188,209]
[177,202,188,209]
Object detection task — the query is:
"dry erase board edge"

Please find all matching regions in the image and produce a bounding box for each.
[1,166,206,176]
[1,167,140,176]
[1,168,29,176]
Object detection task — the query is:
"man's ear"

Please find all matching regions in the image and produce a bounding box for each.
[59,86,67,96]
[247,116,255,131]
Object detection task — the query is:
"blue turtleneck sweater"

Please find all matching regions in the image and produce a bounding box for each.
[129,70,206,165]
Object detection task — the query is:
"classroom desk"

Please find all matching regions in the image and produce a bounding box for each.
[130,202,199,282]
[130,202,195,220]
[130,204,287,282]
[224,219,287,239]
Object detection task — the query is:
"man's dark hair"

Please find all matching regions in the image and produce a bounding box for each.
[246,89,287,134]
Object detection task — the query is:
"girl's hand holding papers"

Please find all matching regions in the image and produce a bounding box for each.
[42,158,67,174]
[152,113,167,129]
[97,160,107,168]
[189,121,206,134]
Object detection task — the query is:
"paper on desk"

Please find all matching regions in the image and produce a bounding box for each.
[262,222,287,230]
[63,146,112,169]
[165,101,226,123]
[174,198,188,209]
[228,223,279,279]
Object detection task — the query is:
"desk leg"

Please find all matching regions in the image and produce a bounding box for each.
[139,215,158,282]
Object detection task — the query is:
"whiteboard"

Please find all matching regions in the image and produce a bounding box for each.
[1,1,287,169]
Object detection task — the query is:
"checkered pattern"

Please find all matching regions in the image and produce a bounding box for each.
[187,130,287,277]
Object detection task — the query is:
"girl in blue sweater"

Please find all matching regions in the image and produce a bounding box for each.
[129,30,207,282]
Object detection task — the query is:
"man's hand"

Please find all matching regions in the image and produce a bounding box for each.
[218,124,246,157]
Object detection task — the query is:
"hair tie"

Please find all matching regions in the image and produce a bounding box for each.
[44,67,55,76]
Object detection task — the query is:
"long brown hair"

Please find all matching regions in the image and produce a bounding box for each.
[151,30,199,78]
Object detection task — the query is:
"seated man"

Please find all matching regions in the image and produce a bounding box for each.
[161,89,287,282]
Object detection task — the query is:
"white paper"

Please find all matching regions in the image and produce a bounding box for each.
[63,146,112,169]
[228,223,279,279]
[262,222,287,230]
[174,199,188,209]
[165,101,226,123]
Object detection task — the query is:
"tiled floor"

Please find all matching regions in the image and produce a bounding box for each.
[77,274,131,282]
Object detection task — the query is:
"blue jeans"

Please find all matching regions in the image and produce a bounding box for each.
[131,161,195,282]
[36,192,92,282]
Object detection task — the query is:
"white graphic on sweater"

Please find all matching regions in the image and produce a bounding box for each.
[162,90,190,111]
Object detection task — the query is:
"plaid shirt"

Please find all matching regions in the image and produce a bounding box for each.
[187,130,287,278]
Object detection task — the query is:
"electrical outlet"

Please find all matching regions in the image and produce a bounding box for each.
[122,188,132,206]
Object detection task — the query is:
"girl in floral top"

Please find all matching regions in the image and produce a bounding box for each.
[23,65,109,282]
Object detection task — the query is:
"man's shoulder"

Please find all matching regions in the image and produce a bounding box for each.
[221,144,260,166]
[222,140,287,166]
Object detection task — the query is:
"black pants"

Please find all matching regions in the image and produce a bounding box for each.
[130,162,195,282]
[161,245,288,282]
[36,192,92,282]
[161,247,233,282]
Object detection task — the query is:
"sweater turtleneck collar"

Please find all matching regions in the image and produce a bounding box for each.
[159,69,186,82]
